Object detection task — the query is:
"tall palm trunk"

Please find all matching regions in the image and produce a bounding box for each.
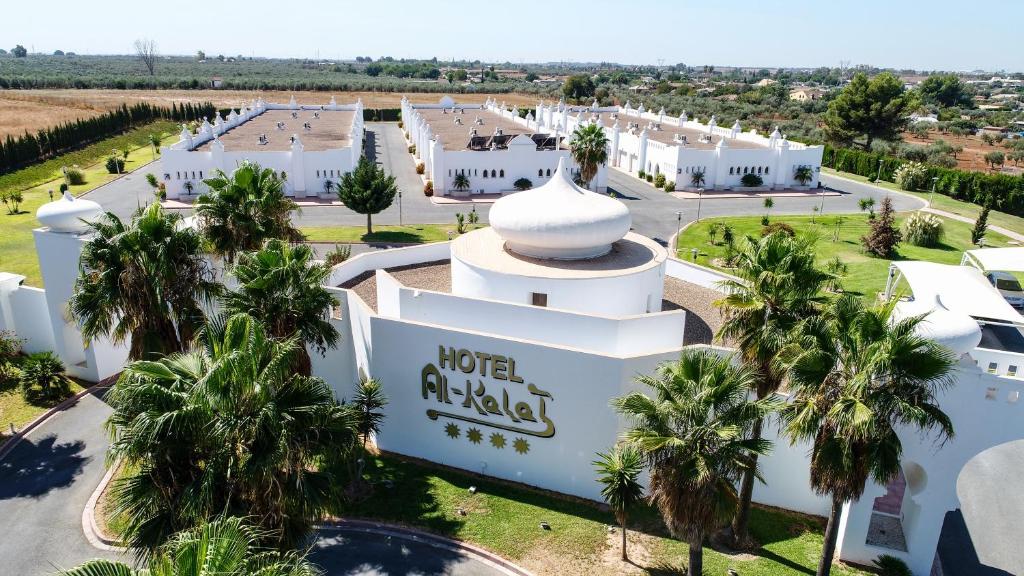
[688,532,703,576]
[619,511,628,561]
[731,416,764,545]
[818,496,845,576]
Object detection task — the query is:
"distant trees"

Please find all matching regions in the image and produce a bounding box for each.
[52,49,64,56]
[824,72,917,150]
[133,38,158,75]
[364,63,383,77]
[196,49,205,61]
[562,74,596,101]
[984,150,1005,170]
[918,74,973,108]
[11,45,27,58]
[337,157,398,235]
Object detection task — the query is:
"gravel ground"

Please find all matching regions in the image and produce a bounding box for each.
[661,277,725,346]
[340,262,724,348]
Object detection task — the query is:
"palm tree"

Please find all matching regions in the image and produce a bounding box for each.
[593,444,644,561]
[782,295,956,576]
[223,239,338,375]
[569,123,608,189]
[715,232,830,546]
[106,314,361,555]
[690,169,706,188]
[195,161,303,264]
[352,377,388,448]
[59,516,320,576]
[794,165,814,186]
[452,172,471,193]
[70,203,219,360]
[613,349,778,576]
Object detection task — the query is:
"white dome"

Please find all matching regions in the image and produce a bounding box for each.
[896,297,982,356]
[36,191,103,233]
[489,157,631,259]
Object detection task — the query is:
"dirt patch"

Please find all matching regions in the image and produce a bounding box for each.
[903,130,1023,175]
[0,93,106,139]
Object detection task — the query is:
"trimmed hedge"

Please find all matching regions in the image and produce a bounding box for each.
[824,145,1024,216]
[363,108,401,122]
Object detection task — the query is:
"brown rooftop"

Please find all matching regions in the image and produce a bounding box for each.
[592,111,766,150]
[195,109,355,152]
[416,107,544,151]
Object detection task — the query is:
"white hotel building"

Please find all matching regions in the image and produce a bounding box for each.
[4,168,1024,574]
[160,96,364,199]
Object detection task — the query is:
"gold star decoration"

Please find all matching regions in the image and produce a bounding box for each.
[444,423,460,439]
[467,427,483,444]
[513,437,530,455]
[490,432,506,449]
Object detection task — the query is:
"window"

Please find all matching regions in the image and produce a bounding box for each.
[546,169,551,177]
[988,362,998,374]
[176,171,180,179]
[729,167,734,175]
[743,167,749,174]
[757,166,763,174]
[330,170,335,177]
[483,170,488,178]
[531,292,548,307]
[316,170,320,178]
[765,166,769,174]
[1009,365,1019,377]
[449,169,452,176]
[199,171,203,178]
[499,169,504,177]
[538,169,543,177]
[491,169,497,178]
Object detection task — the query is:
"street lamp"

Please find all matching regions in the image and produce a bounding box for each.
[929,176,939,207]
[696,187,704,222]
[876,159,884,183]
[398,188,403,227]
[816,167,825,215]
[675,210,684,255]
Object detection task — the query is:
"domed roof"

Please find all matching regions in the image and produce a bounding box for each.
[489,158,630,259]
[36,191,103,233]
[896,296,982,356]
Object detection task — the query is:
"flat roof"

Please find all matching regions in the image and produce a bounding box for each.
[195,109,355,152]
[963,247,1024,273]
[592,111,766,150]
[892,261,1024,324]
[416,107,543,151]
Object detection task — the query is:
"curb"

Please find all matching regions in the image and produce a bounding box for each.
[82,460,127,551]
[319,520,534,576]
[0,381,112,462]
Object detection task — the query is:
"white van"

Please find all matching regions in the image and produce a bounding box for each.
[986,271,1024,308]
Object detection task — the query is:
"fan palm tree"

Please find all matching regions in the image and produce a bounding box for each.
[106,314,361,555]
[59,516,320,576]
[569,123,608,189]
[70,203,219,361]
[714,231,830,546]
[223,239,338,375]
[452,172,471,193]
[593,444,644,561]
[352,377,388,448]
[794,165,814,186]
[613,349,779,576]
[196,161,303,264]
[690,169,706,188]
[781,295,956,576]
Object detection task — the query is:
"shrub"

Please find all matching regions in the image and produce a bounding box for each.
[893,161,927,191]
[824,256,848,293]
[872,554,911,576]
[740,173,764,187]
[325,244,352,266]
[65,167,86,185]
[455,212,466,234]
[654,173,666,188]
[0,330,24,362]
[862,196,902,257]
[105,155,126,174]
[415,162,425,175]
[145,173,158,188]
[19,351,70,403]
[761,222,796,237]
[397,120,404,129]
[59,182,69,194]
[902,212,944,247]
[0,362,22,390]
[156,183,167,201]
[408,144,416,154]
[514,177,533,191]
[663,180,675,192]
[637,170,646,179]
[645,173,653,182]
[794,165,814,185]
[423,180,434,196]
[1,190,24,214]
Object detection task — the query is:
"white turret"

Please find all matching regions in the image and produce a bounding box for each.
[36,191,103,233]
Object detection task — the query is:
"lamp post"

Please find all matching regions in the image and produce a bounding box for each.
[929,176,939,207]
[398,188,403,227]
[816,167,825,215]
[696,187,704,222]
[876,158,884,182]
[675,210,684,256]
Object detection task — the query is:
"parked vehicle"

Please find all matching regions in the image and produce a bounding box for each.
[986,271,1024,308]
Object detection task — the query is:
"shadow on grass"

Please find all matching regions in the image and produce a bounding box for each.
[361,231,427,244]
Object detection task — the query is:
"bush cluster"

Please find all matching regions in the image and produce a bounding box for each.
[902,212,944,247]
[894,161,927,191]
[740,173,764,187]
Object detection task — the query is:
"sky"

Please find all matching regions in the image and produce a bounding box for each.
[2,0,1021,72]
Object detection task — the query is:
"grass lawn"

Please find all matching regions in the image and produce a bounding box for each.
[301,224,484,245]
[0,356,85,442]
[677,213,1015,299]
[823,167,1024,236]
[0,122,179,287]
[99,453,870,576]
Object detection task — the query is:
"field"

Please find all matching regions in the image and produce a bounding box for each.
[0,89,542,137]
[677,213,1016,299]
[903,128,1023,175]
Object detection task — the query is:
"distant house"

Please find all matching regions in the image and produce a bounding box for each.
[789,87,825,101]
[910,113,939,124]
[754,78,777,87]
[210,76,223,89]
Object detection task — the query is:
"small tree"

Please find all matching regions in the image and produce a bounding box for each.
[133,38,157,75]
[861,196,901,257]
[593,444,645,561]
[337,157,398,235]
[452,173,471,193]
[858,197,876,220]
[570,123,608,190]
[513,177,533,191]
[455,212,466,234]
[1,190,24,215]
[824,257,847,293]
[972,203,990,245]
[690,169,706,188]
[708,222,721,245]
[794,165,814,186]
[902,212,944,247]
[19,351,70,403]
[763,197,774,223]
[353,377,388,448]
[145,173,159,189]
[11,45,28,58]
[984,150,1005,170]
[149,134,162,157]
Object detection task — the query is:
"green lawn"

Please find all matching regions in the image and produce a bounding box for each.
[823,167,1024,236]
[678,213,1015,299]
[0,120,180,284]
[302,224,483,245]
[0,122,178,287]
[0,356,85,442]
[339,455,870,576]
